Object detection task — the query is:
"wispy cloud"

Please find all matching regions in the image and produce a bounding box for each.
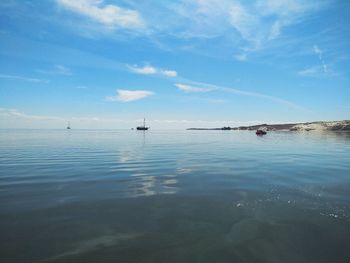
[171,0,326,59]
[230,0,323,43]
[127,65,177,77]
[0,74,48,83]
[56,0,144,29]
[176,80,308,111]
[298,45,331,77]
[106,89,154,102]
[175,83,215,93]
[298,66,321,77]
[221,86,307,111]
[37,65,72,75]
[313,45,328,73]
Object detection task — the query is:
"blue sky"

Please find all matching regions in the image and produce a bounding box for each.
[0,0,349,129]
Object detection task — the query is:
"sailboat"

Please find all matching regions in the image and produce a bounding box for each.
[66,121,71,130]
[136,118,149,130]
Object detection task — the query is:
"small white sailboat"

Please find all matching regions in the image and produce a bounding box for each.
[66,121,71,130]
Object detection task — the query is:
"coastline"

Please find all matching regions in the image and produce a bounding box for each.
[187,120,350,132]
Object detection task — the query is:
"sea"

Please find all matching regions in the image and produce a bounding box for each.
[1,129,350,263]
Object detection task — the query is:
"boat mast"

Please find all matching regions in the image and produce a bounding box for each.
[143,118,146,128]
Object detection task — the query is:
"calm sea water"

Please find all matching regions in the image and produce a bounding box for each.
[1,129,350,263]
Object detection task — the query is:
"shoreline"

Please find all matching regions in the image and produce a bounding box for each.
[187,120,350,132]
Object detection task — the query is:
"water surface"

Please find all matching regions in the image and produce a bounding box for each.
[1,129,350,263]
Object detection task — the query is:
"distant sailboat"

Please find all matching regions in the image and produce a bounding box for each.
[136,118,149,130]
[66,121,71,130]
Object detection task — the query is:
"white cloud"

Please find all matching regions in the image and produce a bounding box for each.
[56,0,144,29]
[127,65,177,77]
[128,65,157,75]
[0,74,48,83]
[175,83,215,93]
[106,89,154,102]
[161,70,177,77]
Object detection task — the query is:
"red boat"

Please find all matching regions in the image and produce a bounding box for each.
[256,129,267,135]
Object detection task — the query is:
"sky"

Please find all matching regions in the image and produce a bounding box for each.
[0,0,349,129]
